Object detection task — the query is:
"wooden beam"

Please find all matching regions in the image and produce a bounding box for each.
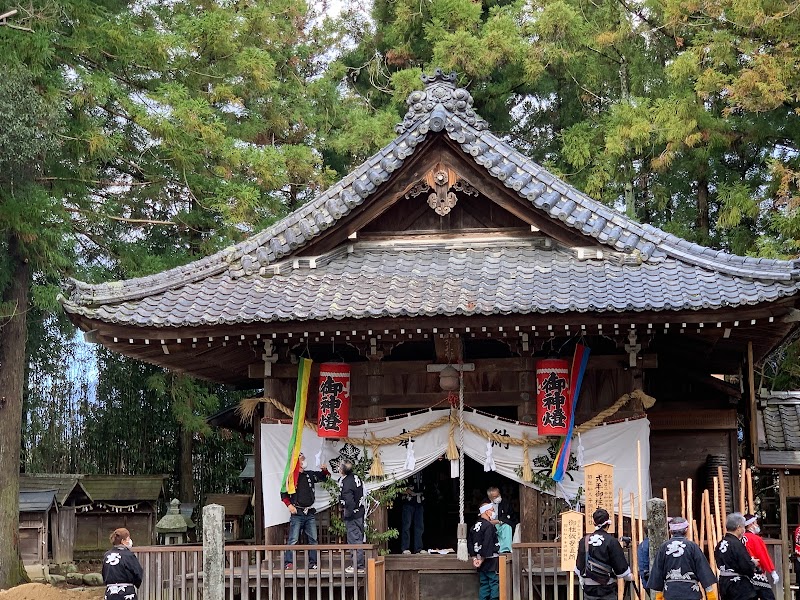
[258,355,657,380]
[748,342,759,464]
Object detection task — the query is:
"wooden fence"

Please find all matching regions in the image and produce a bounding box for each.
[134,543,381,600]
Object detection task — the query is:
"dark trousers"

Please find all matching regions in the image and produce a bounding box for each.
[401,501,424,552]
[346,516,365,569]
[479,570,499,600]
[285,512,318,567]
[582,584,618,600]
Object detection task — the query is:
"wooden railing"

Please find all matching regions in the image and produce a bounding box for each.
[512,542,577,600]
[499,554,514,600]
[134,543,380,600]
[367,556,386,600]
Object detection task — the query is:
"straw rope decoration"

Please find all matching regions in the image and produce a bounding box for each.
[238,388,653,452]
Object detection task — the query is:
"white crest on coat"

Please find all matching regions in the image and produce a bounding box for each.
[666,540,686,557]
[588,533,604,547]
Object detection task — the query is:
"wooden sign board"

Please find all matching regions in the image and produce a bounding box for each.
[785,475,800,498]
[584,462,614,533]
[560,510,584,571]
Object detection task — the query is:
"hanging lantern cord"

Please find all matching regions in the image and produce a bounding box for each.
[456,365,468,561]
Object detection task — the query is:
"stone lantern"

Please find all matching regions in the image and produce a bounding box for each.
[156,498,188,545]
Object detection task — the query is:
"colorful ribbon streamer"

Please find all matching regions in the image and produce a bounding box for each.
[551,344,591,482]
[281,357,313,495]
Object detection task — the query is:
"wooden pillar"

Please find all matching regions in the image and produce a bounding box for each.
[365,357,389,548]
[748,342,759,464]
[253,400,264,544]
[520,485,540,542]
[779,471,791,600]
[262,372,286,545]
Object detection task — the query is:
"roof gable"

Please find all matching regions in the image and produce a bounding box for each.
[62,70,800,315]
[20,473,92,506]
[81,475,166,503]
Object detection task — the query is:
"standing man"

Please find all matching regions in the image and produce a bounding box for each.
[487,486,517,552]
[742,514,779,600]
[401,472,426,555]
[468,501,501,600]
[715,513,757,600]
[280,452,329,570]
[576,508,633,600]
[648,517,717,600]
[339,459,365,574]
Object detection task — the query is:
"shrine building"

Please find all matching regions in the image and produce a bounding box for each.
[62,70,800,567]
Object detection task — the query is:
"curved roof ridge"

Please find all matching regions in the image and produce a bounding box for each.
[62,69,800,313]
[444,113,800,281]
[62,124,429,308]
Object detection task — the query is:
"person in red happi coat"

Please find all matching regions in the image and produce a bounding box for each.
[742,514,779,600]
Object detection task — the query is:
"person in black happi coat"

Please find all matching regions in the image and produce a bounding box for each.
[715,513,758,600]
[339,459,365,574]
[468,501,501,600]
[576,508,633,600]
[649,517,717,600]
[102,527,143,600]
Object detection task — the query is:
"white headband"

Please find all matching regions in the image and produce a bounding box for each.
[594,519,612,529]
[669,521,689,532]
[744,516,758,527]
[479,503,494,515]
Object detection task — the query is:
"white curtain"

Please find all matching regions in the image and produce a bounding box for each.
[261,409,651,528]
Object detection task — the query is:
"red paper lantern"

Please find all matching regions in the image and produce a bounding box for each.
[536,358,571,435]
[317,363,350,438]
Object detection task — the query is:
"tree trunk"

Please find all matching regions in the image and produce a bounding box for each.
[179,424,195,503]
[0,234,32,589]
[697,171,710,239]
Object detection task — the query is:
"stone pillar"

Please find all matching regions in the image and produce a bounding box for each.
[647,498,667,599]
[203,504,225,600]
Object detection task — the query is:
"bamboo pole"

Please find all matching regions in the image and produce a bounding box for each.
[746,468,755,514]
[663,487,669,518]
[704,490,718,573]
[718,466,727,521]
[681,481,687,519]
[687,479,694,542]
[692,519,700,548]
[740,459,747,513]
[699,493,706,555]
[637,440,644,543]
[618,489,625,600]
[713,476,723,542]
[630,492,640,600]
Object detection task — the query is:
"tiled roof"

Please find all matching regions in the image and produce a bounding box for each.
[20,473,92,506]
[61,70,800,325]
[63,240,800,327]
[761,392,800,451]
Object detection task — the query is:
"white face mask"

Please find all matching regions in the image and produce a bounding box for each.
[300,460,307,470]
[124,539,133,549]
[494,497,502,504]
[751,526,761,534]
